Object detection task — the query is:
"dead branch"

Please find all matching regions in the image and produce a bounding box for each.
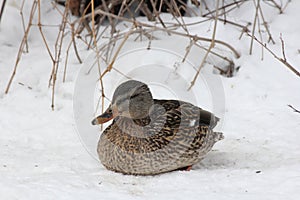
[282,0,292,13]
[75,8,240,58]
[249,0,260,55]
[49,0,69,110]
[239,22,251,40]
[288,105,300,114]
[265,0,284,14]
[0,0,6,24]
[100,26,133,79]
[256,9,264,60]
[182,38,196,63]
[92,0,106,125]
[246,32,300,78]
[202,0,245,17]
[188,0,220,90]
[280,33,286,62]
[5,0,38,94]
[20,0,29,53]
[258,2,275,44]
[71,24,83,63]
[37,0,55,62]
[7,0,295,110]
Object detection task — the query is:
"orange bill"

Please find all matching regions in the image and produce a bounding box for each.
[91,106,114,125]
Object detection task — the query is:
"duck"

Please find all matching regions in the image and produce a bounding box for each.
[91,80,223,175]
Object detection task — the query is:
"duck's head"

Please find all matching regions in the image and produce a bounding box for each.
[92,80,154,125]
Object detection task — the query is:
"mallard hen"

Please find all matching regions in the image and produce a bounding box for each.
[92,80,223,175]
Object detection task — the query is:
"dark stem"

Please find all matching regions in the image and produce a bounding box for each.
[0,0,6,24]
[288,105,300,114]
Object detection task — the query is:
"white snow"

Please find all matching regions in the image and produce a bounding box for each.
[1,0,300,200]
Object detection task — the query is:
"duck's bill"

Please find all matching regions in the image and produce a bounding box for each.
[91,109,114,125]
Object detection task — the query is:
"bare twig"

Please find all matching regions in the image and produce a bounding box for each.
[63,40,71,83]
[71,24,82,63]
[49,0,69,110]
[75,9,240,58]
[238,21,251,40]
[249,0,260,55]
[280,33,287,62]
[194,42,235,65]
[149,0,169,33]
[202,0,245,17]
[20,0,29,53]
[288,105,300,114]
[8,0,293,111]
[188,0,220,90]
[100,26,133,79]
[256,10,264,60]
[63,24,83,83]
[5,0,38,94]
[182,38,196,63]
[246,32,300,77]
[258,3,275,44]
[92,0,106,129]
[0,0,6,24]
[282,0,292,13]
[267,0,283,14]
[37,0,55,62]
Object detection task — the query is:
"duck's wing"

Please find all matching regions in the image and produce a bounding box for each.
[196,108,220,129]
[153,99,219,129]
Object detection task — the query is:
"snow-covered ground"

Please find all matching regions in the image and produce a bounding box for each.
[0,0,300,199]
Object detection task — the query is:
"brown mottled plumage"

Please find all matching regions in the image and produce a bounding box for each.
[92,80,223,175]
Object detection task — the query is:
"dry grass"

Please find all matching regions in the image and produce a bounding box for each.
[3,0,298,109]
